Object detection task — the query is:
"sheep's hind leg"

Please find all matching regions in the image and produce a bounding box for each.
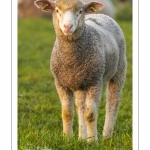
[55,83,74,136]
[85,85,102,142]
[75,90,87,140]
[103,77,124,139]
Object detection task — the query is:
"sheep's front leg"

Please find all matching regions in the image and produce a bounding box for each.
[55,83,74,135]
[85,85,102,142]
[75,90,87,139]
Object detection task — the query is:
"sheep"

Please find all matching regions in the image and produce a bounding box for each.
[34,0,127,142]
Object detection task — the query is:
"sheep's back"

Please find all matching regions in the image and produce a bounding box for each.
[85,14,126,82]
[85,14,124,43]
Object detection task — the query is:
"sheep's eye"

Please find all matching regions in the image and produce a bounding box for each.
[77,10,82,16]
[56,9,61,16]
[56,9,59,13]
[79,10,82,14]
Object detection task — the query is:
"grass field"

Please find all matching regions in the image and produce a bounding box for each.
[18,17,132,150]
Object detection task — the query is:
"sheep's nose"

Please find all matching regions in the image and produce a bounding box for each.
[64,24,73,31]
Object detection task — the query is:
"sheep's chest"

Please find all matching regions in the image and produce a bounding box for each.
[50,40,104,91]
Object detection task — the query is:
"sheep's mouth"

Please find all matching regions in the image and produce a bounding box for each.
[63,31,74,36]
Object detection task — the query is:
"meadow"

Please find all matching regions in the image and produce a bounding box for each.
[18,13,132,150]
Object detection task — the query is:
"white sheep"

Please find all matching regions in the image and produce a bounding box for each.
[34,0,127,142]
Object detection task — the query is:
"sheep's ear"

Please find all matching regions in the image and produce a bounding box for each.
[34,0,55,12]
[84,2,104,13]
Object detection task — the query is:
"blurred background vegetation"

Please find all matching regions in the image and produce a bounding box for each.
[18,0,132,149]
[18,0,132,21]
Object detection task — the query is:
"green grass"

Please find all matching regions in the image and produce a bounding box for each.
[18,18,132,150]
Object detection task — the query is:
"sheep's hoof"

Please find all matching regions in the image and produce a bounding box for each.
[86,136,98,143]
[63,133,74,141]
[78,133,87,141]
[102,131,113,140]
[103,135,112,140]
[78,136,87,141]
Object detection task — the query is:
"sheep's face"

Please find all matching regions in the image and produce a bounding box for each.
[55,6,84,36]
[34,0,104,37]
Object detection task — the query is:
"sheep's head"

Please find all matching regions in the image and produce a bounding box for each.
[34,0,104,39]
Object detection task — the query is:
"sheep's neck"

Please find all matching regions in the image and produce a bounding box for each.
[55,25,94,55]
